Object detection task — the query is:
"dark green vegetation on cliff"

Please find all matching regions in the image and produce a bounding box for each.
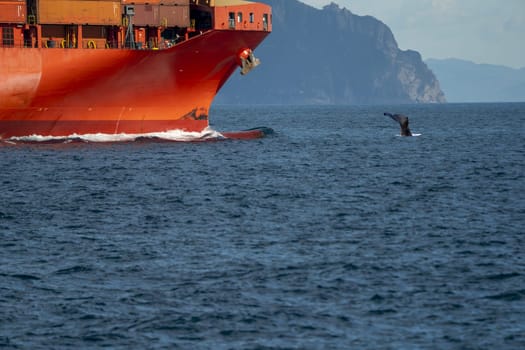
[216,0,445,105]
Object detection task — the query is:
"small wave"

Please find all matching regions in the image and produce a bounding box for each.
[54,265,94,275]
[368,308,397,315]
[3,127,225,144]
[485,289,525,301]
[10,273,41,280]
[395,133,422,137]
[485,272,521,281]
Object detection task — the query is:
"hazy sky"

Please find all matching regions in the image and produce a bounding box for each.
[300,0,525,68]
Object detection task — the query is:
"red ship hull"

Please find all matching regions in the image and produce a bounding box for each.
[0,29,269,139]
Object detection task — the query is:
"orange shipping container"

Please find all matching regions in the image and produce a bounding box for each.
[159,5,189,27]
[38,0,121,25]
[121,0,161,4]
[129,4,189,27]
[129,4,160,27]
[160,0,189,4]
[0,1,27,23]
[120,0,188,4]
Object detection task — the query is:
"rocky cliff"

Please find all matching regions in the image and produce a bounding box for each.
[215,0,446,104]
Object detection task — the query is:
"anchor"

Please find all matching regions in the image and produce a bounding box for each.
[239,49,260,75]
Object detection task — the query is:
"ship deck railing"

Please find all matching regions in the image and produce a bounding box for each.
[0,31,208,50]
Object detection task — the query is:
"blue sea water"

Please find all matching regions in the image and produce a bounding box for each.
[1,103,524,349]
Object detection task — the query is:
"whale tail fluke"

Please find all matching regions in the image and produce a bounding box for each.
[384,112,413,136]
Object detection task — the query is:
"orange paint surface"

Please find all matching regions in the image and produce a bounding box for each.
[0,30,269,138]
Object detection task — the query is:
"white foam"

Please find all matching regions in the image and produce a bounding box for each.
[5,127,226,143]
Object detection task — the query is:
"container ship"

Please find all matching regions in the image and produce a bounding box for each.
[0,0,271,140]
